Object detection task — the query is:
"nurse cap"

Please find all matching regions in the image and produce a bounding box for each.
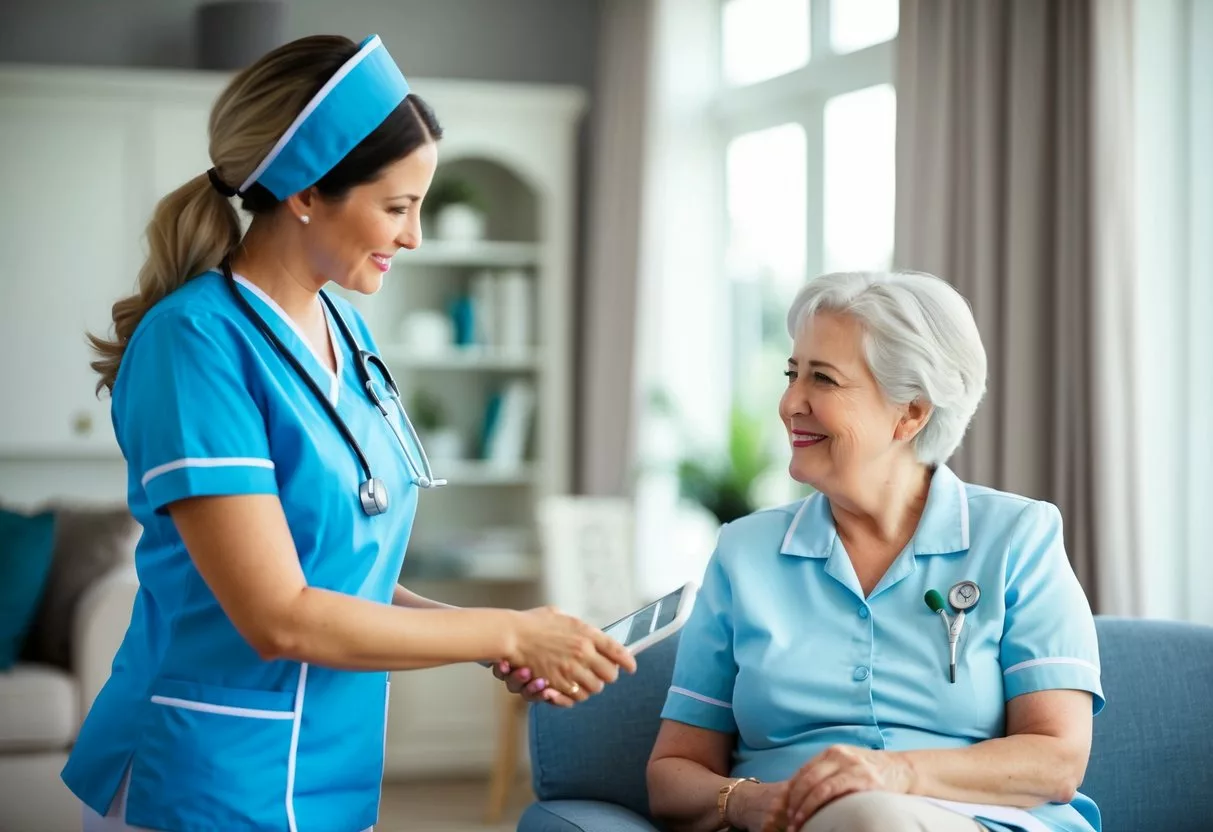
[236,34,411,200]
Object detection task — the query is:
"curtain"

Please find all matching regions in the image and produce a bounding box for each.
[575,0,652,496]
[894,0,1140,612]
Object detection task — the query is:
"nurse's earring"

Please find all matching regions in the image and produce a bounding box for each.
[299,215,310,225]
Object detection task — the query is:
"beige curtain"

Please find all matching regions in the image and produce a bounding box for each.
[894,0,1139,612]
[575,0,652,496]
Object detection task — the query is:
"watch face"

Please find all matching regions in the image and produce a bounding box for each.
[948,580,981,610]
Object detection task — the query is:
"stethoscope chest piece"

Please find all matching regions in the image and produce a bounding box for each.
[948,580,981,611]
[359,477,390,516]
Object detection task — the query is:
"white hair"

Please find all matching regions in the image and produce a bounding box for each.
[785,271,988,466]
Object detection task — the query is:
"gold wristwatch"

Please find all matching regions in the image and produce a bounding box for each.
[717,776,760,829]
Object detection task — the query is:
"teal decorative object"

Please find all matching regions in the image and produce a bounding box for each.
[0,509,57,670]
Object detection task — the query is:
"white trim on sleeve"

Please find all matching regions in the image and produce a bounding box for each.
[141,457,275,488]
[1003,657,1100,676]
[669,686,732,709]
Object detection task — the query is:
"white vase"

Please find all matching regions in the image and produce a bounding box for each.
[434,204,487,242]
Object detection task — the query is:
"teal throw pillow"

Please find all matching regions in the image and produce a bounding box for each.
[0,509,57,670]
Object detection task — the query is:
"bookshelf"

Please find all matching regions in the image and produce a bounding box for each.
[335,80,586,779]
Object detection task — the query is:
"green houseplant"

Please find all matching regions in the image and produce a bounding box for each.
[675,405,775,526]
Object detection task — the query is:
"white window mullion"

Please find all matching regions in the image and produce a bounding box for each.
[803,103,826,279]
[810,0,832,59]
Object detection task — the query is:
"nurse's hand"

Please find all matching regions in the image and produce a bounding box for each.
[491,660,575,708]
[783,745,913,828]
[509,606,637,703]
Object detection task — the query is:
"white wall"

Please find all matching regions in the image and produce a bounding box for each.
[0,0,600,88]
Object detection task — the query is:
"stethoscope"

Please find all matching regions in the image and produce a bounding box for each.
[221,260,446,516]
[923,580,981,683]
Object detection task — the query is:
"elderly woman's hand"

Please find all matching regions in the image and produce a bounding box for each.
[490,660,576,707]
[785,745,915,828]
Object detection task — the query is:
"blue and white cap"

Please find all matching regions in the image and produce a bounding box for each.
[238,34,411,200]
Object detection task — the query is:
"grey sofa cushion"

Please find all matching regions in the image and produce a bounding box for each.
[20,505,137,671]
[527,617,1213,831]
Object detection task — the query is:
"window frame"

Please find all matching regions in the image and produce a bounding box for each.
[713,0,896,296]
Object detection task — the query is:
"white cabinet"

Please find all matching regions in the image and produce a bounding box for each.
[0,69,219,459]
[0,96,139,455]
[0,66,585,781]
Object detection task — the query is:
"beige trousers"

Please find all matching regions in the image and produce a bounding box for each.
[801,792,988,832]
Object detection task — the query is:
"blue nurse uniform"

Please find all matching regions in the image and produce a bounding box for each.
[62,270,420,831]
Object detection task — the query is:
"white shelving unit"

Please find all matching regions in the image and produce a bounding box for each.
[0,65,586,779]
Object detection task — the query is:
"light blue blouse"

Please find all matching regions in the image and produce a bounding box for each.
[662,464,1105,832]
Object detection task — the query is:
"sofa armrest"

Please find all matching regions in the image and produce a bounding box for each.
[72,563,138,713]
[519,801,660,832]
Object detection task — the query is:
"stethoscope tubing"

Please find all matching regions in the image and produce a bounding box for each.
[221,261,444,494]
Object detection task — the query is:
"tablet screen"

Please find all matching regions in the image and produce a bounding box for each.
[603,585,686,648]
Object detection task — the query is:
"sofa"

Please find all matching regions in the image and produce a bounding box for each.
[522,617,1213,832]
[0,507,140,832]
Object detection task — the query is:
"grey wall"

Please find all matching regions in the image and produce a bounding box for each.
[0,0,600,88]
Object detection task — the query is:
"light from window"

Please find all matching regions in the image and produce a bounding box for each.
[722,0,810,86]
[726,123,807,502]
[823,84,896,273]
[726,123,807,292]
[830,0,899,54]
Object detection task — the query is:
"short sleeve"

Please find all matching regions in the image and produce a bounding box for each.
[1000,500,1105,715]
[660,551,738,734]
[118,312,278,513]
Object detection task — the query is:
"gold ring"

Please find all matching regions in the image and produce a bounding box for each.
[568,683,580,695]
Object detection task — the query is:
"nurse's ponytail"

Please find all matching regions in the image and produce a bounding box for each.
[90,33,444,395]
[89,174,241,393]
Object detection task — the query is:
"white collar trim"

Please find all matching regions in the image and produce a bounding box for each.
[232,273,342,405]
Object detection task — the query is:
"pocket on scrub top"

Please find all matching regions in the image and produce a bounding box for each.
[126,678,296,831]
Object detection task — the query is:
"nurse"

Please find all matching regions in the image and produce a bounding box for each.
[646,271,1104,832]
[65,33,634,832]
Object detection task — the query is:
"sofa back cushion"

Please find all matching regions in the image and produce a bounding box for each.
[529,617,1213,829]
[529,633,678,817]
[1081,617,1213,832]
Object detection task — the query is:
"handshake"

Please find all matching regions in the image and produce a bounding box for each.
[485,605,638,708]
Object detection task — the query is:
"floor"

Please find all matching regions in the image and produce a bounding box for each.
[377,777,532,831]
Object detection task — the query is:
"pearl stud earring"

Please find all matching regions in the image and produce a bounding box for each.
[300,215,310,225]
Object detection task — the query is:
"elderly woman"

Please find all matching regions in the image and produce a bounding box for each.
[647,271,1103,832]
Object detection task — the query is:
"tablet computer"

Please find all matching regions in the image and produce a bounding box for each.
[601,581,698,655]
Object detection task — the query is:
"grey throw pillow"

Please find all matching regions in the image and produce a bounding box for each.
[20,504,138,671]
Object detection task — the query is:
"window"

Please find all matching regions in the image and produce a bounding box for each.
[829,0,899,55]
[716,0,898,507]
[824,83,897,272]
[722,0,811,85]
